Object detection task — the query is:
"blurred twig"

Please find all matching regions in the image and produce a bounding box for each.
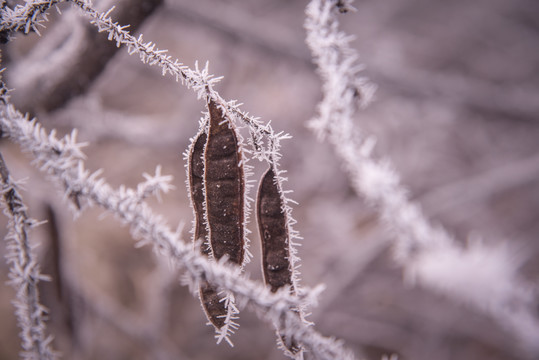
[304,0,539,354]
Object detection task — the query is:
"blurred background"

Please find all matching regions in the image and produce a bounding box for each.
[1,0,539,359]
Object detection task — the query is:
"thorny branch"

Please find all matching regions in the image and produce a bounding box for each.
[0,0,61,39]
[0,152,58,359]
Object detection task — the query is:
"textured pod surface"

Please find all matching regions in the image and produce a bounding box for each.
[189,131,209,253]
[188,130,227,329]
[257,167,302,355]
[205,100,245,265]
[257,167,292,292]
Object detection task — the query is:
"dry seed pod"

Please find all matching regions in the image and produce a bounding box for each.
[204,100,245,265]
[188,130,227,329]
[257,166,303,356]
[257,167,293,292]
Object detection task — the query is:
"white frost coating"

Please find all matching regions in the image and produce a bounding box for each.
[305,0,539,352]
[0,0,63,36]
[68,0,222,99]
[0,154,59,360]
[214,292,240,347]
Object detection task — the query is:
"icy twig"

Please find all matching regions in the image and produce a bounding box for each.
[68,0,218,97]
[0,0,64,38]
[0,152,58,359]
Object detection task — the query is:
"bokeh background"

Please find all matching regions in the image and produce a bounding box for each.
[1,0,538,359]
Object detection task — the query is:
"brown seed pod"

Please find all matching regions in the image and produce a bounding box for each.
[257,167,293,293]
[257,166,303,355]
[188,130,227,329]
[204,99,245,265]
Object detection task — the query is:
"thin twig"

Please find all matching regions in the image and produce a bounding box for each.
[0,152,58,360]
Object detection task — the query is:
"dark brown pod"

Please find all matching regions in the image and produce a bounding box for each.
[188,130,227,329]
[257,167,302,355]
[257,167,292,293]
[204,100,245,265]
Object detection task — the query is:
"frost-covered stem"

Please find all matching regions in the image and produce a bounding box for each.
[0,0,63,37]
[306,0,451,257]
[0,97,355,360]
[0,153,58,360]
[305,0,539,351]
[305,0,449,269]
[69,0,220,96]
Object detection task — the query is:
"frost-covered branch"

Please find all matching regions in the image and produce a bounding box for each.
[69,0,219,95]
[305,0,452,263]
[305,0,539,352]
[69,0,294,162]
[0,153,58,360]
[0,95,356,360]
[0,0,62,38]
